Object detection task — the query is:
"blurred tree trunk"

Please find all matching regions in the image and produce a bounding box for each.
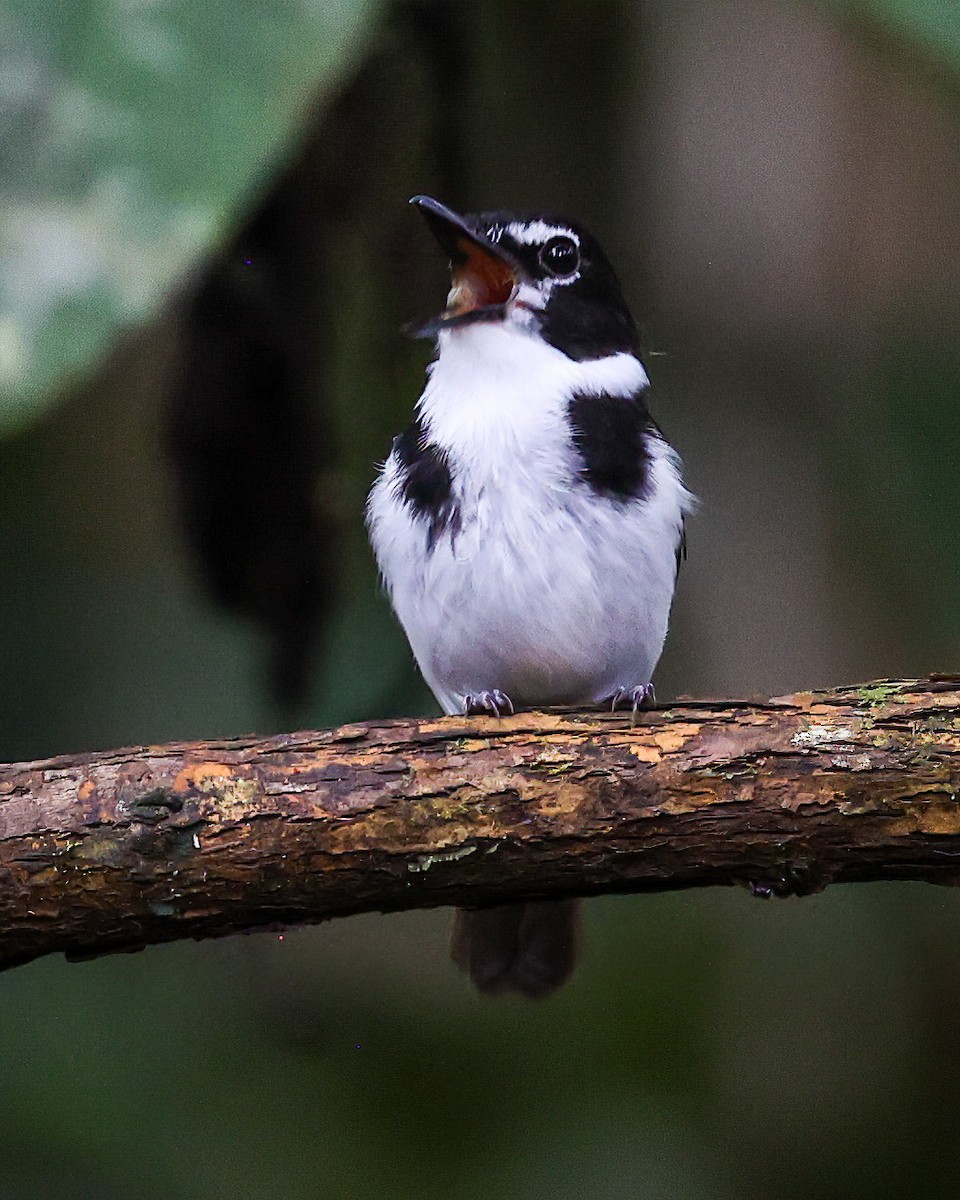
[2,677,960,972]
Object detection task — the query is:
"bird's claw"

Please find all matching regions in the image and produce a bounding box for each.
[610,683,656,724]
[464,689,515,718]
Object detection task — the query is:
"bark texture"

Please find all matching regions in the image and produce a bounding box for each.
[2,677,960,971]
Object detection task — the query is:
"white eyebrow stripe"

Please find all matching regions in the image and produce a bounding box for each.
[505,220,579,246]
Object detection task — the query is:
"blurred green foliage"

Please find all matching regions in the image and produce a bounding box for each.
[0,0,382,432]
[846,0,960,68]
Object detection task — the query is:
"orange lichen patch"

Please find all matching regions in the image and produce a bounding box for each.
[78,780,96,801]
[629,743,662,764]
[483,712,586,734]
[168,765,259,815]
[652,725,700,754]
[462,739,504,755]
[172,762,235,794]
[413,718,456,735]
[172,763,234,792]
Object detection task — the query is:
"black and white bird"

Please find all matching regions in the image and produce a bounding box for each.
[367,196,694,997]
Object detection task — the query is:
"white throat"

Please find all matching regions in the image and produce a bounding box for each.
[418,323,648,453]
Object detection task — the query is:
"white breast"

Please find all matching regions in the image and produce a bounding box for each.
[367,323,693,715]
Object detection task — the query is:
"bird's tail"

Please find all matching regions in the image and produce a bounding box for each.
[451,900,580,998]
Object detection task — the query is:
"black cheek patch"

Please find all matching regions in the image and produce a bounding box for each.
[393,418,460,547]
[541,296,638,361]
[567,389,654,501]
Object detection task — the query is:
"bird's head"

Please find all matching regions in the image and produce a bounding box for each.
[409,195,639,362]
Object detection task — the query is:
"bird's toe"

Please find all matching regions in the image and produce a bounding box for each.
[464,689,516,718]
[610,683,656,724]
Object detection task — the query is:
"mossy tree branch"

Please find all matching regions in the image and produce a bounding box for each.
[2,677,960,971]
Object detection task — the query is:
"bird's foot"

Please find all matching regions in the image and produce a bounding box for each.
[464,689,515,718]
[610,683,656,724]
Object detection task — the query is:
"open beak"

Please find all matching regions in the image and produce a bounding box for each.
[409,195,520,331]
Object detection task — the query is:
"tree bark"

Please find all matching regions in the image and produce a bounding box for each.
[2,677,960,971]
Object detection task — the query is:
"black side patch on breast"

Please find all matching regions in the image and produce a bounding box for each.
[393,416,460,547]
[567,388,654,500]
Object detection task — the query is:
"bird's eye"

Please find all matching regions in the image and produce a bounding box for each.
[539,235,580,278]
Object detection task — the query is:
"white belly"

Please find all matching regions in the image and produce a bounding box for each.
[369,436,687,716]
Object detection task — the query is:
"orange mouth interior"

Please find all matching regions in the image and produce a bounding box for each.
[446,240,517,316]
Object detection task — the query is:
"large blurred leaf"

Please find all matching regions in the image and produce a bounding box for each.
[0,0,382,431]
[834,1,960,70]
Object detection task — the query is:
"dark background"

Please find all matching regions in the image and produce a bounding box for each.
[3,1,960,1196]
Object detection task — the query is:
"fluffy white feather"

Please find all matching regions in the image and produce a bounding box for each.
[367,322,693,715]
